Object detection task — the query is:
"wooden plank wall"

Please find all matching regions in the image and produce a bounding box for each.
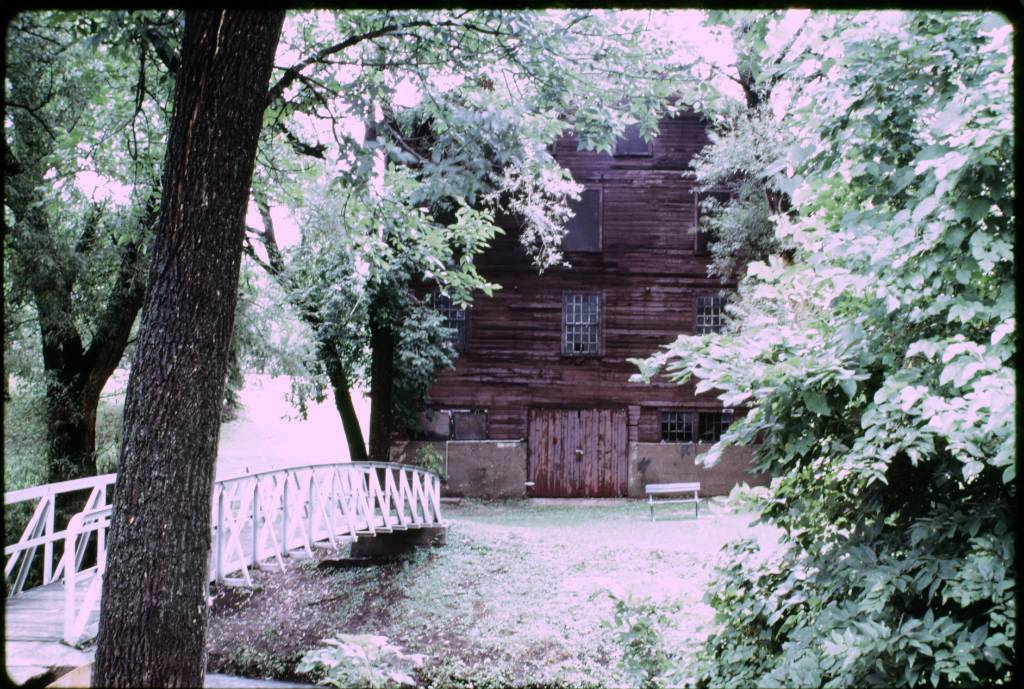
[425,112,734,442]
[527,409,628,497]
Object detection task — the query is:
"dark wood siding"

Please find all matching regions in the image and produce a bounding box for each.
[424,112,733,443]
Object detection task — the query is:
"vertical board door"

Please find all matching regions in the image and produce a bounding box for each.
[528,408,628,497]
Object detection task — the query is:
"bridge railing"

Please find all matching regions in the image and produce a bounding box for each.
[63,504,112,644]
[5,462,444,645]
[4,474,116,596]
[210,461,445,586]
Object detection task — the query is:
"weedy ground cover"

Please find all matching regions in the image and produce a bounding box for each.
[207,498,782,687]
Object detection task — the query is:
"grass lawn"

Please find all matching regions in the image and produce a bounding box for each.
[207,498,783,687]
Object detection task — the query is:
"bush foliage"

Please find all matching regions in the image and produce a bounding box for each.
[635,12,1014,687]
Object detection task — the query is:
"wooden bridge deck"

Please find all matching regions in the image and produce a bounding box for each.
[5,576,99,684]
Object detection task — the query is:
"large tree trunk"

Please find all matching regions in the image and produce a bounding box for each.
[93,11,283,687]
[367,302,396,461]
[44,374,99,484]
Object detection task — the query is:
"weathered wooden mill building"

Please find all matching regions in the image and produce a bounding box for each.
[392,112,768,498]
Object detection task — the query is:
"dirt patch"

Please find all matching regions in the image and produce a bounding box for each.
[206,500,783,686]
[206,554,414,681]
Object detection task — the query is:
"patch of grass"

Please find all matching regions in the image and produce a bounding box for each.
[208,501,783,687]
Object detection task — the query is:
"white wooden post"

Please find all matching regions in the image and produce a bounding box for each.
[251,480,260,567]
[307,473,316,546]
[43,495,54,584]
[63,514,79,645]
[281,476,289,555]
[96,486,106,573]
[216,488,224,583]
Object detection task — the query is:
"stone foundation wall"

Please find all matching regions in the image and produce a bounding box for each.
[390,440,766,499]
[390,440,528,499]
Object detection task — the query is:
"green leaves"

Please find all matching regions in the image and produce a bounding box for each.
[637,11,1017,688]
[802,390,830,416]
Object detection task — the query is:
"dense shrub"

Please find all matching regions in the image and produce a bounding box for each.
[635,12,1014,687]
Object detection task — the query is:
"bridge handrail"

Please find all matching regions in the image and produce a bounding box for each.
[6,462,444,645]
[62,505,112,645]
[4,473,117,505]
[4,474,115,596]
[214,460,439,484]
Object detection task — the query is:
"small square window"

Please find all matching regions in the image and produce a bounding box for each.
[434,292,467,351]
[698,411,733,443]
[451,410,487,440]
[563,292,601,356]
[564,188,602,252]
[614,123,653,157]
[695,294,726,335]
[694,190,734,255]
[660,411,695,442]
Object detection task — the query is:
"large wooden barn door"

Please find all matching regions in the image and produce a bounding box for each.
[528,408,628,497]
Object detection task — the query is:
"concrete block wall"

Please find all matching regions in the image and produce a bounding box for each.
[390,440,766,499]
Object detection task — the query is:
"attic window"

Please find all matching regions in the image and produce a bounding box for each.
[694,190,734,255]
[695,294,726,335]
[563,188,602,252]
[614,123,653,157]
[434,292,467,351]
[563,291,601,356]
[698,410,733,443]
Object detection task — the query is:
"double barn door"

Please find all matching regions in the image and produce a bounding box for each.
[527,408,628,497]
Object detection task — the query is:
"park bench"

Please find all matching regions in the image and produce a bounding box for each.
[645,482,701,521]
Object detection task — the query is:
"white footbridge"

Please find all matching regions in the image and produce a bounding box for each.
[4,462,445,658]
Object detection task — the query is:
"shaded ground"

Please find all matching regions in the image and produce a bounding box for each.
[207,498,782,687]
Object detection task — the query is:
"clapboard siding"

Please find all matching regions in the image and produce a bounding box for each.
[423,112,731,443]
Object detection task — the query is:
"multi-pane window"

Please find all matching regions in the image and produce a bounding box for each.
[434,292,467,351]
[694,190,734,255]
[614,123,653,156]
[418,408,488,440]
[660,411,695,442]
[699,410,733,443]
[695,294,726,335]
[564,188,602,252]
[563,292,601,355]
[660,410,733,443]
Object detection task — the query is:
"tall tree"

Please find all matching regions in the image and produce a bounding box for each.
[4,12,174,483]
[93,11,284,687]
[688,11,807,280]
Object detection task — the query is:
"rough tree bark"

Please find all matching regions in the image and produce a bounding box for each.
[93,11,284,687]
